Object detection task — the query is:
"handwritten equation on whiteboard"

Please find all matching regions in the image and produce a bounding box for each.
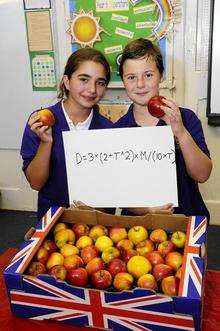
[74,148,175,166]
[63,127,178,208]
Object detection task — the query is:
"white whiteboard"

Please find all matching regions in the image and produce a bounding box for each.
[207,0,220,124]
[0,0,57,149]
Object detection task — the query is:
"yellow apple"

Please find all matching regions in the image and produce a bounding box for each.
[54,229,69,249]
[95,236,113,252]
[171,231,186,248]
[150,228,167,243]
[60,244,79,257]
[128,226,148,245]
[127,255,152,278]
[53,222,68,234]
[76,235,93,249]
[89,225,108,241]
[113,272,134,291]
[46,252,64,270]
[101,247,120,263]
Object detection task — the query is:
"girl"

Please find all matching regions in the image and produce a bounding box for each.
[115,38,212,218]
[21,48,113,220]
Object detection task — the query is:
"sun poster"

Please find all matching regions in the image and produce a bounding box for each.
[67,0,174,86]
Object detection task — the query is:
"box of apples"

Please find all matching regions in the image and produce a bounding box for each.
[4,206,207,331]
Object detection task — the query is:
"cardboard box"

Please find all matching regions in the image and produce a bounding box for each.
[4,206,207,331]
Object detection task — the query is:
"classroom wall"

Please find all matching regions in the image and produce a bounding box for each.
[0,0,220,224]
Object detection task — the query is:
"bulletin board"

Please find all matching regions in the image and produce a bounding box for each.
[207,0,220,126]
[67,0,174,87]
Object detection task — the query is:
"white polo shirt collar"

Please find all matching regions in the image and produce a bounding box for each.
[62,100,93,131]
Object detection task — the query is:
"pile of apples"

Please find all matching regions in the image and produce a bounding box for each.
[26,222,186,296]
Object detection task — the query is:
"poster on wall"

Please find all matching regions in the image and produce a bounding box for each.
[67,0,175,87]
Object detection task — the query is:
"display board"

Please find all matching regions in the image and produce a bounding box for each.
[0,0,57,149]
[207,0,220,125]
[67,0,174,87]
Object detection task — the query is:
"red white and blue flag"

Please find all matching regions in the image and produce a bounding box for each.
[10,275,195,331]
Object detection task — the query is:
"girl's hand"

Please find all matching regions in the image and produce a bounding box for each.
[160,98,186,139]
[28,112,53,143]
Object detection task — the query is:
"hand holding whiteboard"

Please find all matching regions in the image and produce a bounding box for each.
[63,127,178,208]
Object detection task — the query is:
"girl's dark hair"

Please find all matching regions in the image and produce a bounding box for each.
[58,48,111,99]
[119,38,164,78]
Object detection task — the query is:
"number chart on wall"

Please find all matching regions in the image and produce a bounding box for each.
[66,0,175,87]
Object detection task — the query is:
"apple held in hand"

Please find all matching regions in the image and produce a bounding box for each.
[67,267,88,287]
[91,270,112,290]
[113,272,134,291]
[107,258,127,278]
[38,108,55,127]
[128,226,148,245]
[148,96,166,118]
[49,265,67,281]
[27,261,46,276]
[161,276,180,296]
[171,231,186,248]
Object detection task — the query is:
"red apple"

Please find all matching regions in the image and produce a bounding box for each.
[157,240,176,257]
[120,248,138,263]
[91,270,112,290]
[85,257,105,276]
[63,254,84,271]
[42,239,57,255]
[80,245,99,264]
[49,265,67,281]
[148,96,166,118]
[113,272,134,291]
[165,252,183,271]
[107,258,127,278]
[175,267,182,280]
[150,228,167,244]
[116,239,134,251]
[137,273,158,291]
[89,225,108,241]
[109,226,127,243]
[36,247,49,264]
[38,108,55,127]
[145,251,164,266]
[72,223,89,238]
[27,261,46,276]
[136,239,155,256]
[171,231,186,249]
[67,267,88,287]
[153,263,173,282]
[161,276,180,296]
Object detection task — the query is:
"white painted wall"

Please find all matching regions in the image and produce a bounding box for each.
[1,0,220,224]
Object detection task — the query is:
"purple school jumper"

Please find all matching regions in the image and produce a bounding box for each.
[20,101,113,220]
[114,104,210,219]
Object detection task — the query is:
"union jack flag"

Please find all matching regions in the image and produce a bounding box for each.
[179,216,207,299]
[5,206,64,274]
[10,275,195,331]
